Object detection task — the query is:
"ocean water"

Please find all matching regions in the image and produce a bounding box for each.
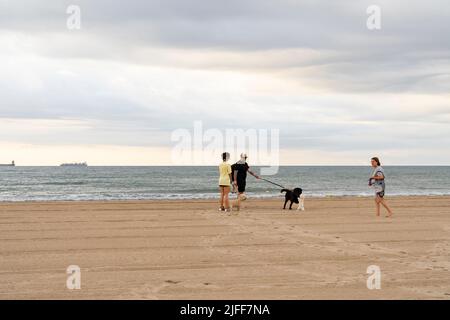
[0,166,449,201]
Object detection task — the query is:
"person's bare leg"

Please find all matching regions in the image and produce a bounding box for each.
[380,198,393,217]
[224,187,230,210]
[375,197,381,216]
[235,192,242,211]
[219,187,224,210]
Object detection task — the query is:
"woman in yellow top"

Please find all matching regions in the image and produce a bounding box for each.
[218,152,232,212]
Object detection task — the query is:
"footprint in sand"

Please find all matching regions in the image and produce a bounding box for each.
[165,280,181,284]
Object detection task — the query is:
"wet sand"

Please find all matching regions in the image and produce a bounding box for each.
[0,196,449,299]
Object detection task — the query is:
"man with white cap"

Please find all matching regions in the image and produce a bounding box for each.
[231,153,260,211]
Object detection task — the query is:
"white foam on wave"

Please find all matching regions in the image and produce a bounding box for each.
[1,190,450,202]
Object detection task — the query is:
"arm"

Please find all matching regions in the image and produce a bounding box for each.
[248,169,260,179]
[229,173,235,192]
[371,172,385,180]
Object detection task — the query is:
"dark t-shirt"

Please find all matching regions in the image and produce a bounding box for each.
[231,162,249,183]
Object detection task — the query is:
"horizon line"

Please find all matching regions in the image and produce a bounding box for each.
[3,164,450,167]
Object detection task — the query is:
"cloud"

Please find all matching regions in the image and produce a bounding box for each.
[0,0,449,164]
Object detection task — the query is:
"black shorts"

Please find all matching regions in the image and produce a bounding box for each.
[236,180,246,193]
[376,190,385,198]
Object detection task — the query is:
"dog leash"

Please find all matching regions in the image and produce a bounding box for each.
[260,178,286,189]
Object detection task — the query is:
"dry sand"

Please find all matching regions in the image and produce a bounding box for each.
[0,196,449,299]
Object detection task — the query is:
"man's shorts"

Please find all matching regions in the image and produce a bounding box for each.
[237,179,246,193]
[376,190,385,198]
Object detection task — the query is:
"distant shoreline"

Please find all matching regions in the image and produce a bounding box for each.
[2,165,450,167]
[1,194,449,204]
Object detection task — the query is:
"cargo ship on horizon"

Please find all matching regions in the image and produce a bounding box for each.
[60,162,88,167]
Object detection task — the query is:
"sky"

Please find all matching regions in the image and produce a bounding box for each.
[0,0,449,165]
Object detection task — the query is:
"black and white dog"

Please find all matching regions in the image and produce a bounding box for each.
[281,188,305,211]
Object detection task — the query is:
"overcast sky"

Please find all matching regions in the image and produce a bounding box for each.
[1,0,449,165]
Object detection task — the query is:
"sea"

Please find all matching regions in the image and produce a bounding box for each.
[0,166,449,201]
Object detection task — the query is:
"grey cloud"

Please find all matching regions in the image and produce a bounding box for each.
[0,0,449,162]
[2,0,449,51]
[2,0,449,94]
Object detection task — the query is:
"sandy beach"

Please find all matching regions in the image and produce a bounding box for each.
[0,196,449,300]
